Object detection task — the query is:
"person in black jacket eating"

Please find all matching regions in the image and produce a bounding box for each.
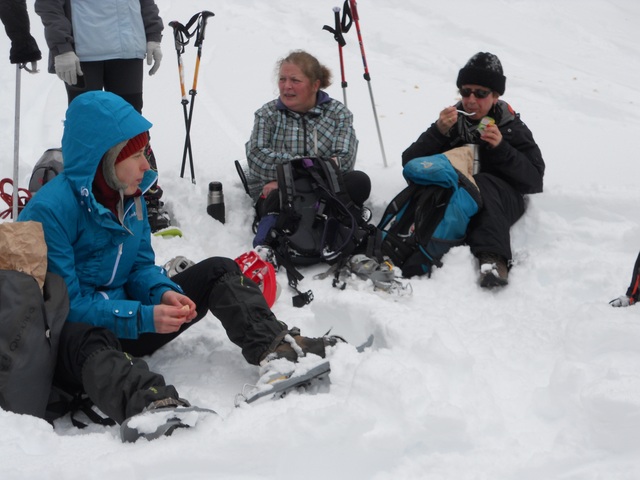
[402,52,545,288]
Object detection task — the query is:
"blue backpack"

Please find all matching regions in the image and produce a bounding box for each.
[376,151,482,278]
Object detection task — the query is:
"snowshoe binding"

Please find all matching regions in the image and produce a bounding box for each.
[235,357,331,406]
[333,254,412,297]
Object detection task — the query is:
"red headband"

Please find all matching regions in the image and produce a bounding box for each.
[115,132,149,164]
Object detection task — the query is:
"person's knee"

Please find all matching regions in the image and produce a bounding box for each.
[58,323,122,380]
[200,256,241,280]
[344,170,371,206]
[60,323,120,354]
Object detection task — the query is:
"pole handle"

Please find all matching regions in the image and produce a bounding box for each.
[195,11,215,47]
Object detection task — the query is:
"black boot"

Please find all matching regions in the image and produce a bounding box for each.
[258,327,345,364]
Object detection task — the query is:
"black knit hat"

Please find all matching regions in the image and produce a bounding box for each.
[456,52,506,95]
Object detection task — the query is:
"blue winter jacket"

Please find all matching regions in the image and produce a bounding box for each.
[35,0,163,70]
[19,91,180,339]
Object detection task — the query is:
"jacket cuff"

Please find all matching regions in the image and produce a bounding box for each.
[138,304,156,334]
[150,285,175,305]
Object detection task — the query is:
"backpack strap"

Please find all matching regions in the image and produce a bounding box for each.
[69,393,116,429]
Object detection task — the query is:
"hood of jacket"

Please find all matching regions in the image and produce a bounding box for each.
[61,91,155,204]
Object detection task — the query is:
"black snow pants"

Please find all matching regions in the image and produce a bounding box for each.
[118,257,287,366]
[51,322,179,425]
[466,172,525,262]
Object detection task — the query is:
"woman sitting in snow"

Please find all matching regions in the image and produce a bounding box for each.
[402,52,545,289]
[244,49,371,223]
[19,91,341,435]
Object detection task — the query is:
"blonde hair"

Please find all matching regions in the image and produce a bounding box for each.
[277,50,332,89]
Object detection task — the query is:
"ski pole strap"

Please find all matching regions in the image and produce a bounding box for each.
[0,178,31,219]
[169,20,189,54]
[169,11,215,52]
[341,0,353,33]
[322,7,346,47]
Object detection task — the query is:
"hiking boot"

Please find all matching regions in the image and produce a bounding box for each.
[147,397,191,411]
[259,327,345,364]
[163,256,195,278]
[145,197,171,232]
[477,252,509,289]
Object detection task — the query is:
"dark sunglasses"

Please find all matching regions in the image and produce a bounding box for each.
[459,87,492,99]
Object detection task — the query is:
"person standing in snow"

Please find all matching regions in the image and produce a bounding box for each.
[0,0,41,70]
[402,52,545,288]
[33,0,171,233]
[19,92,340,416]
[34,0,162,112]
[245,50,371,219]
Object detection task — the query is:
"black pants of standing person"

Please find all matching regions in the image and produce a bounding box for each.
[65,58,144,113]
[466,172,525,262]
[119,257,288,366]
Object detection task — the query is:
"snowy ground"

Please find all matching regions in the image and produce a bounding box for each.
[2,1,640,479]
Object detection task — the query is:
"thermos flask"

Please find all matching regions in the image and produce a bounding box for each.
[207,181,225,224]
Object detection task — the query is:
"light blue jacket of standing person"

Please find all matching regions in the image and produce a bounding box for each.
[35,0,163,70]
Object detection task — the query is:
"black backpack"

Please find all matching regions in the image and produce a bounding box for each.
[0,270,68,419]
[29,148,64,194]
[258,157,371,305]
[376,150,483,278]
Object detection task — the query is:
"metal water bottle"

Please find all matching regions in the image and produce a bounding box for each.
[207,181,225,224]
[466,144,480,175]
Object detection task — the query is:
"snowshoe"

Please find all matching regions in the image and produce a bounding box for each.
[333,254,412,297]
[120,404,217,443]
[235,358,331,406]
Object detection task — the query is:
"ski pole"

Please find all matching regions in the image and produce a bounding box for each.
[168,19,194,181]
[322,6,351,107]
[346,0,388,167]
[12,64,22,219]
[169,11,214,184]
[183,10,214,184]
[181,10,214,184]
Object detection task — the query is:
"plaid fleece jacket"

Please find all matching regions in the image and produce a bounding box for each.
[245,91,358,183]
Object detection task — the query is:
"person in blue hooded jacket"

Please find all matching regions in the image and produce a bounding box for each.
[34,0,173,234]
[20,92,341,398]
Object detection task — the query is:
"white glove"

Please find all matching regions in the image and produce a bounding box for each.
[609,295,631,307]
[54,51,83,85]
[146,41,162,75]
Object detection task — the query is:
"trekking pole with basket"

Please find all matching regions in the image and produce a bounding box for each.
[345,0,388,167]
[322,6,351,107]
[169,11,215,184]
[6,62,37,219]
